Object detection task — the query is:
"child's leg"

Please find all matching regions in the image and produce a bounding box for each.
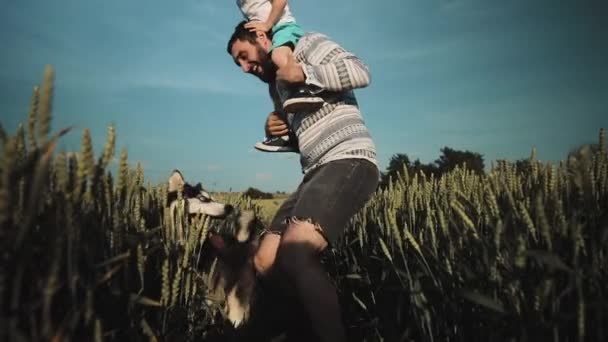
[270,23,323,110]
[271,45,295,72]
[271,45,302,108]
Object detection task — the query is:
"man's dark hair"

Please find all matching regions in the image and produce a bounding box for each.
[226,20,272,55]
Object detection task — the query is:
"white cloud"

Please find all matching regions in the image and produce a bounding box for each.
[206,164,223,171]
[255,172,273,181]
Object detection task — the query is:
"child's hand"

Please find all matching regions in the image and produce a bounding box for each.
[244,20,272,34]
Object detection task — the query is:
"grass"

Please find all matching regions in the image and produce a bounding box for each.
[252,194,288,225]
[212,192,287,226]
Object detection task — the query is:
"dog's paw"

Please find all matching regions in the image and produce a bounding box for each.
[226,287,249,327]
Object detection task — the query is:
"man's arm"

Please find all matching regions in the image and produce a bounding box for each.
[265,82,288,137]
[268,81,284,114]
[299,34,372,93]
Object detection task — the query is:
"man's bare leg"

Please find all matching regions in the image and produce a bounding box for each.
[276,220,346,342]
[252,221,346,342]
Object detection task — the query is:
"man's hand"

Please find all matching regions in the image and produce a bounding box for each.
[276,60,305,84]
[266,112,289,136]
[244,20,272,34]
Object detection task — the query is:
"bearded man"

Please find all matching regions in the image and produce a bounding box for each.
[226,20,379,342]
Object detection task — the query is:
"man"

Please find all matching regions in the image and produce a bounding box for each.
[226,20,379,342]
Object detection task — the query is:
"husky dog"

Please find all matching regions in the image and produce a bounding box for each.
[166,170,261,328]
[165,171,321,341]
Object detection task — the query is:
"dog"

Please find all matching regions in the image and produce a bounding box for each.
[165,170,316,341]
[166,170,261,328]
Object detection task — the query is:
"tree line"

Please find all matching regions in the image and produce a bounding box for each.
[380,142,599,188]
[380,146,486,187]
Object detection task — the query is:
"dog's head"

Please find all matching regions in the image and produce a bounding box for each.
[167,170,234,218]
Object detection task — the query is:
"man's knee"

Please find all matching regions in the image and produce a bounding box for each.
[253,233,281,275]
[281,218,328,252]
[253,253,273,275]
[276,219,328,275]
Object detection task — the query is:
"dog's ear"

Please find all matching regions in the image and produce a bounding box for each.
[168,170,185,192]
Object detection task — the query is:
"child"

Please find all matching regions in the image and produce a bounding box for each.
[237,0,323,152]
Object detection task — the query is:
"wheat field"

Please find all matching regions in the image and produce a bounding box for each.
[213,193,288,226]
[2,66,606,342]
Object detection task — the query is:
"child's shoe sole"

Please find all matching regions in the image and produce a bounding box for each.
[283,96,324,113]
[254,142,298,153]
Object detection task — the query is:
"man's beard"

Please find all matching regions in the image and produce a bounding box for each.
[255,44,276,83]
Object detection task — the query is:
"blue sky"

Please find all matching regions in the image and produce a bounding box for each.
[1,0,607,192]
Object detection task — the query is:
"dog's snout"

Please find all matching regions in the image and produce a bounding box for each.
[225,204,234,215]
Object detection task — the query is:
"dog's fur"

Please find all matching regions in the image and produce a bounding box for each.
[166,170,260,328]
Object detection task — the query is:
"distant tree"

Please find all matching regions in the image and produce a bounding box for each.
[435,147,485,175]
[387,153,412,175]
[410,159,439,178]
[511,148,538,175]
[380,153,412,187]
[380,153,439,187]
[379,147,486,188]
[244,187,273,199]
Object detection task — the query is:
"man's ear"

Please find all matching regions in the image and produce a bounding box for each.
[256,30,271,48]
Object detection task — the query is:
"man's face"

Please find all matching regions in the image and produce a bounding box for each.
[230,38,275,83]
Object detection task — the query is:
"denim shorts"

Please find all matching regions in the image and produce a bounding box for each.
[266,158,380,246]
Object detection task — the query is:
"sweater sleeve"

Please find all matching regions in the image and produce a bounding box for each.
[298,34,372,94]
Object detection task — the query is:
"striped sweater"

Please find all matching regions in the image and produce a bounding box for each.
[269,32,378,175]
